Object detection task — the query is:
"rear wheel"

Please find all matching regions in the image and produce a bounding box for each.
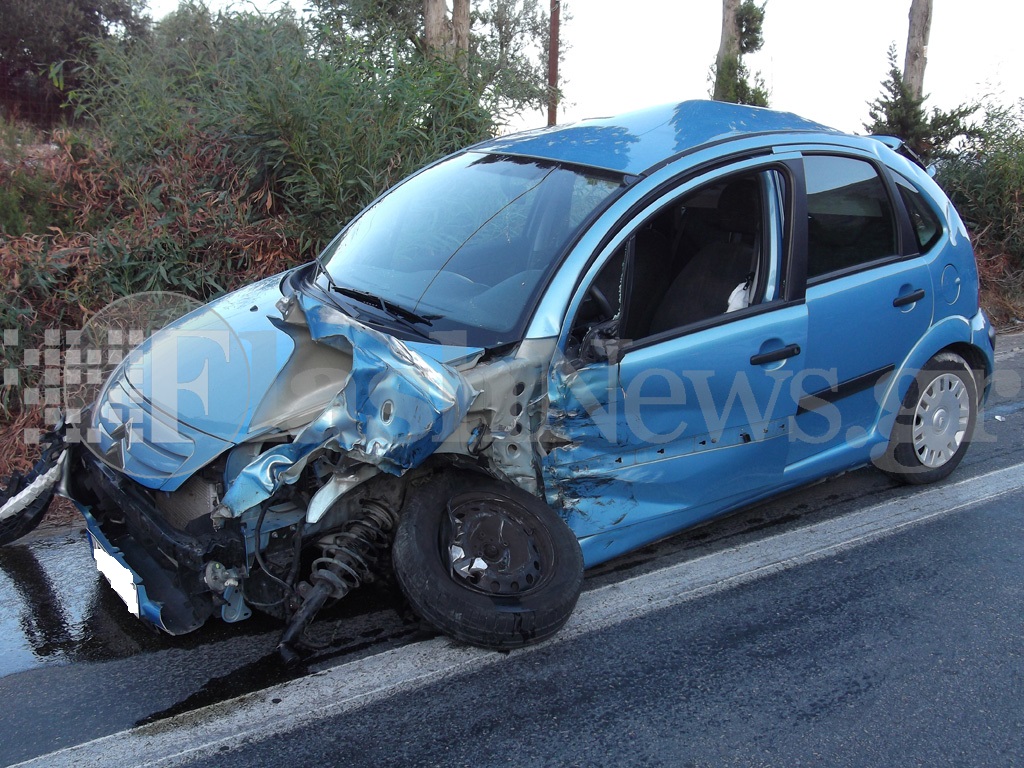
[392,472,583,649]
[879,352,978,485]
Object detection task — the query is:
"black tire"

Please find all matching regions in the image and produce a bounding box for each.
[0,463,56,546]
[878,351,978,485]
[392,472,584,650]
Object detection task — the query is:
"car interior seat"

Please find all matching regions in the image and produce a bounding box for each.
[647,178,760,335]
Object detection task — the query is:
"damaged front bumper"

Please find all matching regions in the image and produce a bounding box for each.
[78,503,161,628]
[67,447,249,635]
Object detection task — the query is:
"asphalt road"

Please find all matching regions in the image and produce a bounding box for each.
[2,331,1023,767]
[185,485,1024,768]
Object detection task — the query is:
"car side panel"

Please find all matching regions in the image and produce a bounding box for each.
[788,256,935,467]
[544,304,808,568]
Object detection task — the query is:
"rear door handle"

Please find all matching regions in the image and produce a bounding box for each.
[750,343,801,366]
[893,288,926,307]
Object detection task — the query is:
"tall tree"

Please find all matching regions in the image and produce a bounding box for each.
[713,0,740,102]
[546,0,559,125]
[865,45,975,163]
[711,0,768,106]
[0,0,148,124]
[904,0,932,100]
[310,0,556,124]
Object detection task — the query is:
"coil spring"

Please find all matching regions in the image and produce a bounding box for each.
[308,500,398,600]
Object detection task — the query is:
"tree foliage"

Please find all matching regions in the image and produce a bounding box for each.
[865,45,975,163]
[309,0,555,124]
[0,0,149,124]
[735,0,765,54]
[74,3,501,253]
[711,0,768,107]
[937,101,1024,323]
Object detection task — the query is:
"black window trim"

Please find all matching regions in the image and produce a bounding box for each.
[891,171,944,255]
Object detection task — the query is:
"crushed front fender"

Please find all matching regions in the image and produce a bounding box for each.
[216,294,477,519]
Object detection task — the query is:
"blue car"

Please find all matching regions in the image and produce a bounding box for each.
[0,100,995,656]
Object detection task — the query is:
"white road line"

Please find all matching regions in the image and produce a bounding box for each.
[14,461,1024,768]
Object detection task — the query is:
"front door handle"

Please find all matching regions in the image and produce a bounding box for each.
[750,343,801,366]
[893,288,926,307]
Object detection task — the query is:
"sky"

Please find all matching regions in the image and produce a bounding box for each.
[145,0,1024,135]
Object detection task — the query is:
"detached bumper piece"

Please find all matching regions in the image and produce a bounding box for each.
[70,450,243,635]
[78,503,167,629]
[0,432,66,546]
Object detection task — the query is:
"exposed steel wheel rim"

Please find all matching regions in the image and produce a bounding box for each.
[443,492,549,596]
[912,372,970,468]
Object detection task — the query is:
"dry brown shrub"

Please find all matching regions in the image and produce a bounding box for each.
[975,240,1024,328]
[0,407,45,479]
[1,125,308,479]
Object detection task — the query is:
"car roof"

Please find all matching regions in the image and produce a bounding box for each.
[472,99,841,176]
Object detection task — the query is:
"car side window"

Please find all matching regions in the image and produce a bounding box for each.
[804,155,898,280]
[567,169,780,360]
[893,173,942,253]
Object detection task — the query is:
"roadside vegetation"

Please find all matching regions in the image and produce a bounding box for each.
[864,45,1024,328]
[0,0,554,475]
[1,0,1023,480]
[937,103,1024,327]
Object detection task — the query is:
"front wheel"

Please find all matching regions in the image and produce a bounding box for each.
[392,472,584,650]
[878,352,979,485]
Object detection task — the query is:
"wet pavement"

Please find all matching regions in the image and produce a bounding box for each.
[0,521,425,766]
[0,524,151,678]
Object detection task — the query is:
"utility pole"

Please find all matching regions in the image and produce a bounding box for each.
[547,0,560,126]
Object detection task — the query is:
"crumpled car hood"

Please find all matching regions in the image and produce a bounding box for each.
[120,276,299,441]
[93,272,479,495]
[216,291,479,516]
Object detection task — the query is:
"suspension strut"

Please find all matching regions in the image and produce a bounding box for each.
[278,500,397,663]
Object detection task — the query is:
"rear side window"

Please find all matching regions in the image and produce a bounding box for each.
[894,174,942,253]
[804,156,898,280]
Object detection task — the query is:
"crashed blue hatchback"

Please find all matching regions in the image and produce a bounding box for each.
[0,100,996,656]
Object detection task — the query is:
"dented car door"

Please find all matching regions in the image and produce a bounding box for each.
[545,163,809,565]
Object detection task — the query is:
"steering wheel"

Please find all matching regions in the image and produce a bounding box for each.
[588,284,614,319]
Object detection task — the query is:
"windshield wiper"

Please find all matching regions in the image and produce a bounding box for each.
[313,257,342,293]
[331,285,437,327]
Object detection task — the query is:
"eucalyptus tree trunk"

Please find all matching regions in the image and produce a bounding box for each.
[713,0,741,102]
[423,0,470,73]
[452,0,469,64]
[904,0,932,99]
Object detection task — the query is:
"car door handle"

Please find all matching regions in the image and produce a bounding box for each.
[750,343,801,366]
[893,288,926,307]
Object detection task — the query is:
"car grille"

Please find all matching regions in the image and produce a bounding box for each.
[89,380,196,487]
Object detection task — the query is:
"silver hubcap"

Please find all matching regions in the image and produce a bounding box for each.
[912,373,970,468]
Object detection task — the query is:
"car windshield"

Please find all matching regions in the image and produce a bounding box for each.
[319,152,623,347]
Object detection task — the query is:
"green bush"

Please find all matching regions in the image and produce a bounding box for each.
[938,102,1024,263]
[937,101,1024,322]
[0,121,73,236]
[77,4,495,255]
[0,3,504,462]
